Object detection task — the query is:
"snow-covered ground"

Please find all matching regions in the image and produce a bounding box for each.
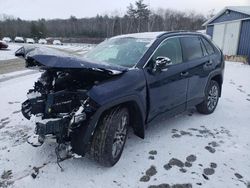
[0,62,250,188]
[0,43,95,61]
[0,44,22,61]
[0,70,37,82]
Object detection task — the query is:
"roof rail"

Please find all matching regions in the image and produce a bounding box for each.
[157,30,191,38]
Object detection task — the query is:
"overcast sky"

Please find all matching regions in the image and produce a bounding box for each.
[0,0,249,20]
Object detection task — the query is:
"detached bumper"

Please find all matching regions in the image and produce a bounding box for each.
[35,118,69,136]
[27,117,70,147]
[27,118,70,147]
[27,111,87,147]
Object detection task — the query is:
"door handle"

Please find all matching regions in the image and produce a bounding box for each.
[180,71,189,77]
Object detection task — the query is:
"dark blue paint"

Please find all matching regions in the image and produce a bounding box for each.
[238,20,250,64]
[144,58,189,122]
[209,10,249,25]
[20,32,225,157]
[86,33,224,147]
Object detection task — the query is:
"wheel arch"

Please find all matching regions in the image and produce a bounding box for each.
[209,74,223,97]
[94,97,146,139]
[70,95,146,156]
[119,100,145,139]
[206,70,223,97]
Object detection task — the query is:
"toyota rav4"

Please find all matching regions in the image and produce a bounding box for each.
[16,31,224,167]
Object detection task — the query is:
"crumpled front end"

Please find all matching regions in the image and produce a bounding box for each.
[23,70,99,147]
[16,46,125,152]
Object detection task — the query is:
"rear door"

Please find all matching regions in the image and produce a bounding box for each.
[180,36,214,107]
[144,37,189,122]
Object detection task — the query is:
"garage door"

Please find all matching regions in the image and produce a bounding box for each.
[212,21,241,55]
[223,21,241,55]
[213,24,225,49]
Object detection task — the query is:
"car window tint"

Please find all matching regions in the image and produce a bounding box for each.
[181,36,203,61]
[200,38,208,56]
[152,38,182,64]
[202,38,215,55]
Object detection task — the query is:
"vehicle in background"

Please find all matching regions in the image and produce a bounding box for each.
[45,38,53,44]
[38,39,47,44]
[14,37,25,43]
[26,38,35,44]
[0,40,8,49]
[2,37,12,43]
[53,40,62,45]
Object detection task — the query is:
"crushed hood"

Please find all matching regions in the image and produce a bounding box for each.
[15,46,127,75]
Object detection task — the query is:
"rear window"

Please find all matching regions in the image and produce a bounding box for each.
[181,36,203,61]
[202,38,215,55]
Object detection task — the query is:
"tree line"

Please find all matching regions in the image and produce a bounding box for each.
[0,0,210,42]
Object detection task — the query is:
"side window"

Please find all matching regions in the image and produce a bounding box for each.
[181,37,204,61]
[200,38,208,56]
[151,38,183,65]
[202,38,215,55]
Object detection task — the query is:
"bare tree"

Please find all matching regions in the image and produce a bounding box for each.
[0,3,206,41]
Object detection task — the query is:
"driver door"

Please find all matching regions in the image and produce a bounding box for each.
[144,37,189,122]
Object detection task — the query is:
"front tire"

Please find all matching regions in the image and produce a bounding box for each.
[90,107,129,167]
[196,80,220,114]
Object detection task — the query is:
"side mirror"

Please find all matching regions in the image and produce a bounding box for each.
[153,56,172,72]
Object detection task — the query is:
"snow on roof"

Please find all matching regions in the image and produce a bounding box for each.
[203,6,250,26]
[229,6,250,15]
[112,32,166,39]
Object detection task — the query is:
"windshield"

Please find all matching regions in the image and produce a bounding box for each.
[84,37,154,67]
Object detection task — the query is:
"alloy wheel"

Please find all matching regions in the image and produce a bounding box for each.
[207,85,219,111]
[112,114,128,158]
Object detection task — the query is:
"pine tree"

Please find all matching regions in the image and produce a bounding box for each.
[127,4,137,18]
[126,0,151,32]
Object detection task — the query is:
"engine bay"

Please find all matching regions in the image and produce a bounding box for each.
[22,70,99,145]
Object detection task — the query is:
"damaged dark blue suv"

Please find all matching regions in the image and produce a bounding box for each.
[16,31,224,166]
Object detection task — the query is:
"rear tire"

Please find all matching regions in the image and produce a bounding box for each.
[196,80,220,114]
[90,107,129,167]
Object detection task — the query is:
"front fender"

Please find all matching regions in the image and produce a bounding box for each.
[70,69,147,156]
[70,95,146,156]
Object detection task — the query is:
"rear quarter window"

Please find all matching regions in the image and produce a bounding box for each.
[202,38,215,55]
[180,36,204,61]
